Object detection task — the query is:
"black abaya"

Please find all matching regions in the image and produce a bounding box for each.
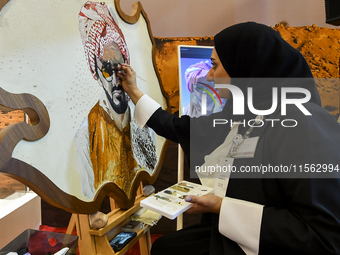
[145,22,340,254]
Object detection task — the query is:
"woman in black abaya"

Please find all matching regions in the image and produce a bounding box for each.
[119,22,340,254]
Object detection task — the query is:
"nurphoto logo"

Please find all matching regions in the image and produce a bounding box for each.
[199,83,312,127]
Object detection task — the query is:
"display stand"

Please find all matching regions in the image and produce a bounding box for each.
[66,183,152,255]
[176,147,184,230]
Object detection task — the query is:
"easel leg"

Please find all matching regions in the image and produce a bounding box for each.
[67,214,96,255]
[139,229,151,255]
[78,214,96,255]
[66,214,77,235]
[110,197,116,210]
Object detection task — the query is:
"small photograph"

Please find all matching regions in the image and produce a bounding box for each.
[179,46,227,117]
[184,60,226,117]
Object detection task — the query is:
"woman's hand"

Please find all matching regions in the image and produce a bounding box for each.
[185,194,223,214]
[118,63,143,104]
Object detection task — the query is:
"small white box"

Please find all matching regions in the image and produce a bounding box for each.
[140,181,214,220]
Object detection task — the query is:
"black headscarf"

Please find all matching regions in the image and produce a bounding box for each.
[213,22,321,118]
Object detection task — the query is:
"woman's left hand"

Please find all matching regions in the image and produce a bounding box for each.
[185,194,223,214]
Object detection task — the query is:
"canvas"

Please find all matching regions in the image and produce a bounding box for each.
[0,0,169,213]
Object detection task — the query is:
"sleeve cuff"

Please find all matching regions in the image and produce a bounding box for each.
[219,197,264,255]
[134,94,161,128]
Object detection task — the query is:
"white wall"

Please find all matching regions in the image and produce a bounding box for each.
[0,193,41,249]
[119,0,337,37]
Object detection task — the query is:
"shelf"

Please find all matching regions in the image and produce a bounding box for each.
[89,194,146,237]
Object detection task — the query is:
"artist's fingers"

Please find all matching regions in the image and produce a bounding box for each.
[118,64,134,81]
[117,71,126,80]
[185,195,198,203]
[120,63,136,75]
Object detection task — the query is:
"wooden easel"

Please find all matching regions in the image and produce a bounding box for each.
[66,183,152,255]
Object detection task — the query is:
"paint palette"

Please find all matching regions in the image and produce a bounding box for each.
[140,181,214,220]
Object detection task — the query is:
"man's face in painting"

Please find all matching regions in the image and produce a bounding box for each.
[96,41,128,114]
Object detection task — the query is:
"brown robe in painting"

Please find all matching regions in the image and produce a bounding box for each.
[88,102,138,196]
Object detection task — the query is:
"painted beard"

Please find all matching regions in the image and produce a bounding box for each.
[103,85,128,114]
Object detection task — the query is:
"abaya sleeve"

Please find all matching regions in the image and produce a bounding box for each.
[134,94,231,162]
[134,94,191,157]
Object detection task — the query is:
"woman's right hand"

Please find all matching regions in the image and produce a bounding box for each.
[118,63,144,105]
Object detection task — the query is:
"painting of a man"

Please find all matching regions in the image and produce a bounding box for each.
[75,1,157,199]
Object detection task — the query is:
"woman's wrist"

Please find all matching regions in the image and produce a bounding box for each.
[128,88,144,105]
[213,197,223,214]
